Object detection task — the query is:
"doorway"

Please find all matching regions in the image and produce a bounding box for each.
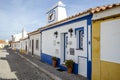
[32,39,34,55]
[63,33,68,62]
[78,56,87,77]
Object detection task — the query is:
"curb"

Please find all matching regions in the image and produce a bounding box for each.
[17,53,62,80]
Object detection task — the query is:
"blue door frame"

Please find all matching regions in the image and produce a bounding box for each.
[64,33,68,62]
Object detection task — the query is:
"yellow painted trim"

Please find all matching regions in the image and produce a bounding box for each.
[92,15,120,80]
[100,60,120,80]
[20,49,27,54]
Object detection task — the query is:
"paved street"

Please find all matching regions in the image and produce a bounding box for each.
[0,49,52,80]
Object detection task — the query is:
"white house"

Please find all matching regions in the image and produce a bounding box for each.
[28,29,41,56]
[10,1,120,80]
[0,40,8,48]
[91,4,120,80]
[12,41,20,50]
[40,1,92,79]
[11,28,28,51]
[20,38,28,53]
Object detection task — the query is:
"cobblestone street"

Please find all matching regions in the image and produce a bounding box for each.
[0,49,52,80]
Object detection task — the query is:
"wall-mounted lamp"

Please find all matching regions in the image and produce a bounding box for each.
[54,31,58,38]
[68,28,73,37]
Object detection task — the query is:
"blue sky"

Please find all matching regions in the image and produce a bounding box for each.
[0,0,120,40]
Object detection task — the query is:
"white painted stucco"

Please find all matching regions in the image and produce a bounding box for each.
[47,1,67,24]
[100,19,120,64]
[42,20,88,64]
[16,42,21,50]
[21,39,28,53]
[28,33,41,56]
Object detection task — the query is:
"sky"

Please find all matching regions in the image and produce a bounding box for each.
[0,0,120,40]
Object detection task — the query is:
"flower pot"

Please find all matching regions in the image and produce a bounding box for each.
[67,67,72,73]
[52,60,57,67]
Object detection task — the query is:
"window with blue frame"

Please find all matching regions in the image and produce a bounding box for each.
[75,27,84,50]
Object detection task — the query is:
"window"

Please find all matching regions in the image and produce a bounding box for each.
[76,27,84,50]
[36,40,39,50]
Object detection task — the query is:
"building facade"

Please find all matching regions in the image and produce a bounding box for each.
[28,29,41,56]
[41,1,92,79]
[20,38,28,54]
[10,2,120,80]
[0,40,8,48]
[92,5,120,80]
[11,28,28,52]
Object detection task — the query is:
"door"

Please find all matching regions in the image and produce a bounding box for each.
[25,45,27,52]
[32,40,34,55]
[78,57,87,77]
[64,33,68,62]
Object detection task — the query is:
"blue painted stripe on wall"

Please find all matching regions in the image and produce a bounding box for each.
[41,53,78,74]
[41,53,61,66]
[41,53,53,65]
[73,63,78,74]
[41,14,92,32]
[87,15,92,80]
[87,61,91,80]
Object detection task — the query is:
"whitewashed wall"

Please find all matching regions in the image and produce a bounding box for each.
[42,19,88,63]
[16,42,20,50]
[29,33,41,56]
[101,19,120,64]
[12,42,19,50]
[20,40,23,50]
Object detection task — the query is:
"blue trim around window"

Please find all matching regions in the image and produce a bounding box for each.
[75,27,84,35]
[48,10,55,23]
[75,27,84,50]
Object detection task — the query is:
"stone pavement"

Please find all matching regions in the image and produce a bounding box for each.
[0,50,18,80]
[1,49,53,80]
[13,50,87,80]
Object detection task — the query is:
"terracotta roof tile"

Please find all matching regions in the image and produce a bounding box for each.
[91,3,120,13]
[0,40,6,44]
[40,3,120,31]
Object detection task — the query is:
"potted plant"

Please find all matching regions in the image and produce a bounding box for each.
[52,56,57,67]
[65,59,74,73]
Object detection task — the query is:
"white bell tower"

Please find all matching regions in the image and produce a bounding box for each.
[22,27,27,39]
[47,1,67,24]
[22,27,25,39]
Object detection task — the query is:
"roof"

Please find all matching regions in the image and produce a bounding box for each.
[90,3,120,13]
[28,29,40,36]
[11,41,20,43]
[40,3,120,31]
[20,37,28,41]
[0,40,6,44]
